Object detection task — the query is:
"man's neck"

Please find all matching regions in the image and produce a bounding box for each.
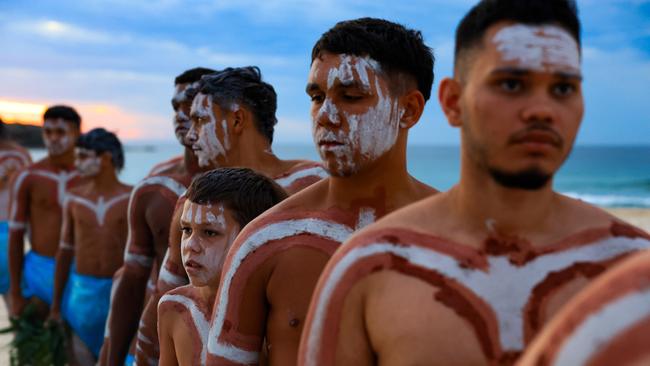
[90,168,122,193]
[325,144,413,210]
[48,150,75,169]
[183,146,202,176]
[220,137,283,178]
[451,162,558,237]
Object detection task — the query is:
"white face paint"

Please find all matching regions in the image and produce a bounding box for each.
[190,94,229,168]
[492,24,580,72]
[172,82,200,146]
[312,54,404,176]
[43,118,75,156]
[181,201,239,287]
[74,148,102,177]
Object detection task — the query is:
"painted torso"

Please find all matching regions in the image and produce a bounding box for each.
[159,285,212,366]
[518,249,650,366]
[10,159,82,256]
[63,187,131,277]
[148,155,184,177]
[0,147,31,220]
[299,223,650,366]
[206,203,380,365]
[136,161,328,365]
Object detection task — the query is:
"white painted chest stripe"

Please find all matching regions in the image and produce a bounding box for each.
[0,151,30,165]
[553,287,650,366]
[160,250,189,287]
[67,192,130,226]
[160,294,210,365]
[274,166,329,188]
[207,218,355,364]
[303,236,650,365]
[31,169,78,207]
[123,176,187,266]
[9,170,29,229]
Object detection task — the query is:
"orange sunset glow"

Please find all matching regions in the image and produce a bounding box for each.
[0,98,166,140]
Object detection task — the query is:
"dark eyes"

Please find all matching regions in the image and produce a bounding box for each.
[309,94,324,103]
[495,79,577,98]
[204,229,219,237]
[181,226,192,235]
[552,83,577,97]
[181,226,220,237]
[499,79,522,93]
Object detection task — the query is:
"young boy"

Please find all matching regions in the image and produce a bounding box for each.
[158,168,287,366]
[49,128,132,363]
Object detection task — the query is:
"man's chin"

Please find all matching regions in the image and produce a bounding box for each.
[488,167,553,190]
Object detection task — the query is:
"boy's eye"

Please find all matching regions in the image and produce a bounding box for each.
[310,94,324,104]
[499,79,523,93]
[343,94,364,101]
[204,229,220,237]
[181,227,192,235]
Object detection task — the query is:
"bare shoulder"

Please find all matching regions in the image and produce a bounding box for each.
[255,177,329,218]
[555,193,633,230]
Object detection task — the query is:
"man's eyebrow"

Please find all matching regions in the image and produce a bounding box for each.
[554,71,583,81]
[305,83,321,94]
[490,67,532,77]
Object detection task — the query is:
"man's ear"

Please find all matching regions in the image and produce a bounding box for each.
[439,77,463,127]
[100,151,113,168]
[231,108,245,135]
[398,89,426,130]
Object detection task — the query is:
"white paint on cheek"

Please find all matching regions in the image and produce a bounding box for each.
[492,24,580,72]
[76,156,101,177]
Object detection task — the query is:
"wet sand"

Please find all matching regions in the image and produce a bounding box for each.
[0,208,649,363]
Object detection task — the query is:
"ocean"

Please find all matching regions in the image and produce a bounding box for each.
[29,144,650,208]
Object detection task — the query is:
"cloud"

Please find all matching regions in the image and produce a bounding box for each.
[5,19,129,44]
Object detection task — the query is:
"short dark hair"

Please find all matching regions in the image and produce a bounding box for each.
[174,67,217,85]
[43,105,81,129]
[454,0,581,76]
[311,17,435,101]
[185,167,287,228]
[76,128,125,172]
[198,67,278,143]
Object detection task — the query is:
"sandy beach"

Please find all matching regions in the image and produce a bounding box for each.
[0,208,649,363]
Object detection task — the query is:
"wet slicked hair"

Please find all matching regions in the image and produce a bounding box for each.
[198,66,278,143]
[311,17,435,101]
[43,105,81,129]
[174,67,217,85]
[76,128,125,172]
[185,167,287,228]
[454,0,581,76]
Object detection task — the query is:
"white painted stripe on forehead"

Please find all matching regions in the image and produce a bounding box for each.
[303,236,650,365]
[492,24,580,72]
[160,294,210,365]
[274,166,329,188]
[207,218,354,363]
[553,288,650,366]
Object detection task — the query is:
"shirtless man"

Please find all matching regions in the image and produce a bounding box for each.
[48,128,132,364]
[0,118,31,305]
[205,19,437,365]
[298,1,650,365]
[518,247,650,366]
[158,168,287,366]
[135,66,328,364]
[8,105,83,317]
[99,67,215,366]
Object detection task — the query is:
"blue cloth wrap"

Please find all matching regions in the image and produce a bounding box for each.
[61,266,113,357]
[0,221,9,293]
[21,250,56,305]
[124,353,135,366]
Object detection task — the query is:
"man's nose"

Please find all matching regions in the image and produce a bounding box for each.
[520,91,558,124]
[186,124,198,143]
[315,99,341,127]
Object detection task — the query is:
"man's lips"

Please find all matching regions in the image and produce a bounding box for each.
[184,259,204,273]
[318,140,344,148]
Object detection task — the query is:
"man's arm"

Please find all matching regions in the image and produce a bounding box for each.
[102,189,171,365]
[49,198,74,319]
[8,170,30,316]
[135,200,188,364]
[157,298,180,366]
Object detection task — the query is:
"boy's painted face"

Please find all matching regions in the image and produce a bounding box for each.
[180,200,240,287]
[187,93,232,168]
[74,148,102,177]
[307,53,405,177]
[43,118,78,157]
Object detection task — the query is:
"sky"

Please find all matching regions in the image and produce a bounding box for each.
[0,0,649,145]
